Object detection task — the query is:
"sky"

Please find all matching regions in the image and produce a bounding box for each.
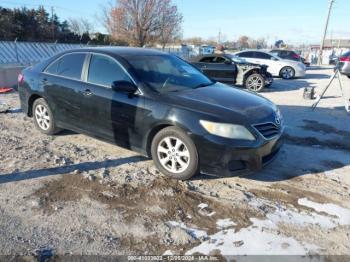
[2,0,350,45]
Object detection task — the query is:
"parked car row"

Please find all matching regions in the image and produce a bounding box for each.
[187,49,307,93]
[18,47,284,180]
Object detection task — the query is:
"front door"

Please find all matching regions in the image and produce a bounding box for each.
[80,53,145,149]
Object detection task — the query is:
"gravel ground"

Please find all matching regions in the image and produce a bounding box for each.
[0,67,349,258]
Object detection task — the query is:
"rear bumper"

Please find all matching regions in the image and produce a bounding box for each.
[192,131,284,177]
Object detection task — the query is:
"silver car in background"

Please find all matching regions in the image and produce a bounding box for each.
[337,51,350,78]
[235,50,306,79]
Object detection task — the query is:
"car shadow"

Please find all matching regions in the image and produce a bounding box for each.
[0,156,147,185]
[263,79,317,92]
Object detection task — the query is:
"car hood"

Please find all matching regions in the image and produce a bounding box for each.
[168,82,278,125]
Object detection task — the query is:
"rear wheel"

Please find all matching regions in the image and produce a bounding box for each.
[33,98,61,135]
[280,66,295,79]
[151,127,199,180]
[245,73,265,92]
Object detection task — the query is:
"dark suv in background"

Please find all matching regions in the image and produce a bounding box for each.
[270,49,310,67]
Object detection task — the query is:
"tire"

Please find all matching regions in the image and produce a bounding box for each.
[32,98,61,135]
[151,126,199,180]
[280,66,295,79]
[245,73,265,92]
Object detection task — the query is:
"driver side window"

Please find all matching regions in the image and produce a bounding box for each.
[87,54,131,87]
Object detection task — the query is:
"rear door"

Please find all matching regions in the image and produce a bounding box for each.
[42,53,87,129]
[254,52,281,76]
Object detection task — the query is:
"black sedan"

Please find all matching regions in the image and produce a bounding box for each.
[189,54,273,92]
[18,47,284,180]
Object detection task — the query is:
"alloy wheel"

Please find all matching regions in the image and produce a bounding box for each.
[281,67,294,79]
[157,136,190,173]
[247,75,264,91]
[35,104,50,130]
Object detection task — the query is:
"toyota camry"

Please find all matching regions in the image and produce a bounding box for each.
[18,47,284,180]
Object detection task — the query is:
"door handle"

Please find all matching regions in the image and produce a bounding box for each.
[82,89,93,97]
[202,65,207,69]
[41,78,49,85]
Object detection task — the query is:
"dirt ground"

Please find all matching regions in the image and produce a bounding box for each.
[0,67,349,259]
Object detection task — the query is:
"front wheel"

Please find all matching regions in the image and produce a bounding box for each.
[151,127,199,180]
[280,66,295,79]
[245,73,265,92]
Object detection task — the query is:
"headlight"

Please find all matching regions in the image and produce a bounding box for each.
[200,120,256,141]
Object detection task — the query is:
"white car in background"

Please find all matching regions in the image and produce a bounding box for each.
[234,50,306,79]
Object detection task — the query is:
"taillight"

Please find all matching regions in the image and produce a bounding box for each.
[18,73,24,85]
[340,56,350,62]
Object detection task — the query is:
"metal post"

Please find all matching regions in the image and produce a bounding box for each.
[318,0,335,65]
[14,38,19,64]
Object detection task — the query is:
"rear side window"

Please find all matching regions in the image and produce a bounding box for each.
[87,54,130,87]
[45,53,85,80]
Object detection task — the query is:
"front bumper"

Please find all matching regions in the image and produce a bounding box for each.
[192,132,284,177]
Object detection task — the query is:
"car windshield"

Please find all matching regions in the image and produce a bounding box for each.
[126,55,214,92]
[226,54,247,63]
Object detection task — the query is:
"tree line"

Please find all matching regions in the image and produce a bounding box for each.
[0,6,110,44]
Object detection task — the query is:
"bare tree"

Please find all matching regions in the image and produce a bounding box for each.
[158,0,183,49]
[237,35,249,49]
[68,18,94,36]
[104,0,182,47]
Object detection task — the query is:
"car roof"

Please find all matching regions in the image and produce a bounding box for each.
[64,47,167,58]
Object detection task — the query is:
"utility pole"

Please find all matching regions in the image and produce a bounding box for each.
[318,0,335,65]
[51,6,55,41]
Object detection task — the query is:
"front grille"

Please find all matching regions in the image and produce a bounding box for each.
[253,122,280,139]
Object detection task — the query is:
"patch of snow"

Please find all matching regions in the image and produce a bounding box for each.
[163,250,174,255]
[198,203,208,209]
[166,221,207,240]
[266,207,337,229]
[216,219,236,229]
[187,221,318,256]
[298,198,350,226]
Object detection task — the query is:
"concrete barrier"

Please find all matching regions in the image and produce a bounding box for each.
[0,66,26,88]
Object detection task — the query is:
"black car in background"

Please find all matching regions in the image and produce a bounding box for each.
[18,47,283,180]
[189,54,273,92]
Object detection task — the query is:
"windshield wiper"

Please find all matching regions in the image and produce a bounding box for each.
[193,81,216,89]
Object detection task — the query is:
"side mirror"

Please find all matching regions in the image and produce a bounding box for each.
[111,81,137,93]
[271,57,278,61]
